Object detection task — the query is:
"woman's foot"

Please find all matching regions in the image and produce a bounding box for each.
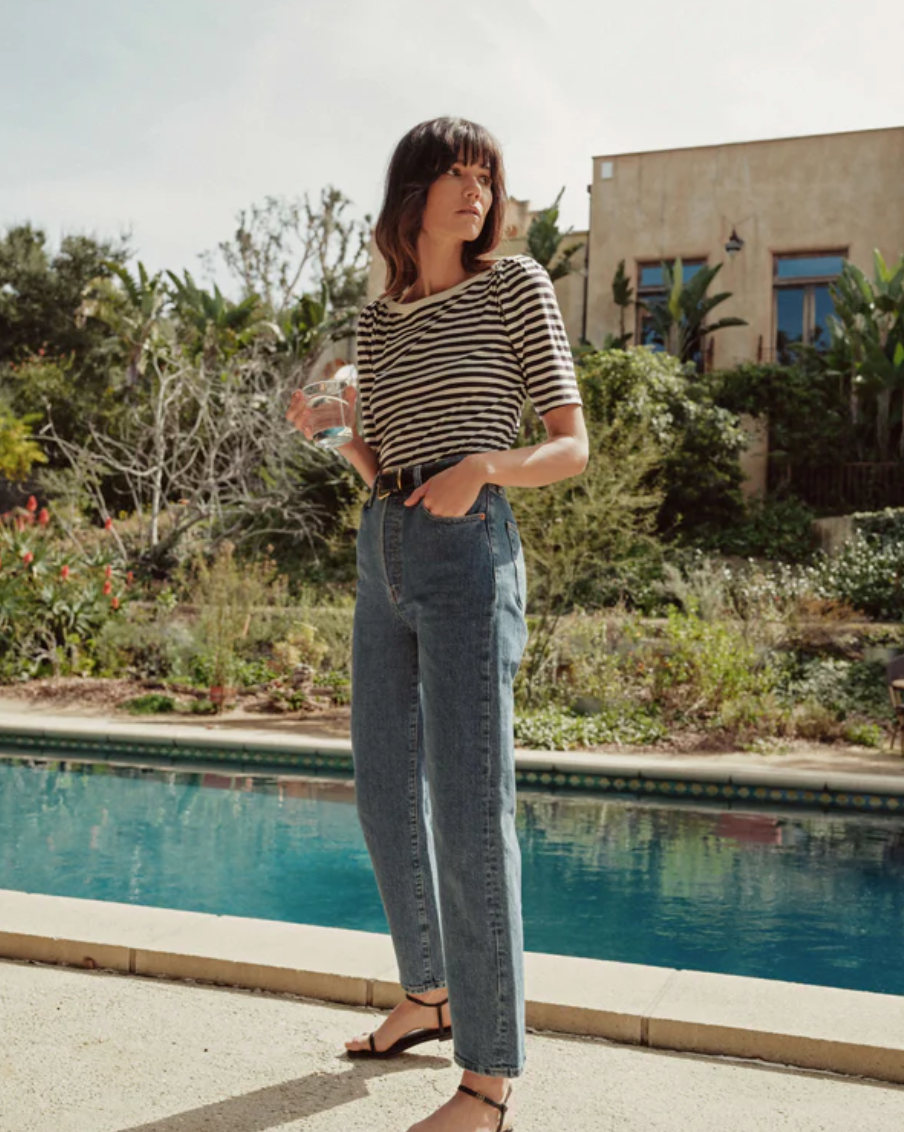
[344,987,451,1055]
[406,1072,515,1132]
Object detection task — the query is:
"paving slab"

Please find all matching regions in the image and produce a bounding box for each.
[2,958,904,1132]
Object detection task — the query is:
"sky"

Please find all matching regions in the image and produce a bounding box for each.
[2,0,901,295]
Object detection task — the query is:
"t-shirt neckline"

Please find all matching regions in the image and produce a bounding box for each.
[382,261,501,314]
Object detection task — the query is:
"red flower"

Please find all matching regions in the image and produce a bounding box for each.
[126,571,134,585]
[104,517,113,531]
[23,551,34,566]
[60,565,70,581]
[26,496,37,513]
[111,596,120,610]
[104,564,113,578]
[102,579,112,595]
[38,508,50,526]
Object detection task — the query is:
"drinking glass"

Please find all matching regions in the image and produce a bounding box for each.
[301,363,357,449]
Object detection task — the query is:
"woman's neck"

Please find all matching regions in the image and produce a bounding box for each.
[402,234,470,302]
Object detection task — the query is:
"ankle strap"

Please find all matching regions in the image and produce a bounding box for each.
[405,992,449,1032]
[458,1084,511,1132]
[405,992,448,1008]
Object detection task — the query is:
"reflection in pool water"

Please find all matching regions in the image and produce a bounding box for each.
[1,758,902,996]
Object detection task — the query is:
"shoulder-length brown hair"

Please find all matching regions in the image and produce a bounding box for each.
[375,117,508,301]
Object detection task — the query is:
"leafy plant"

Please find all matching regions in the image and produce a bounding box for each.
[122,692,177,715]
[638,257,747,367]
[0,498,129,680]
[514,705,665,750]
[577,347,747,537]
[690,496,818,563]
[524,188,585,282]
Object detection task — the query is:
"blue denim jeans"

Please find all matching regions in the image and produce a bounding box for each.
[350,454,529,1078]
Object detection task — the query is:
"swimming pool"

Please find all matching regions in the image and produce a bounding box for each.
[2,756,902,997]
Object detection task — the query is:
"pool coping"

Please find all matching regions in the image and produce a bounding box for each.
[1,888,902,1086]
[2,714,904,813]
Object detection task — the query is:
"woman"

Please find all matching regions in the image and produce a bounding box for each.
[287,117,588,1132]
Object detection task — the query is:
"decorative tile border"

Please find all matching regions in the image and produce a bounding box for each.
[511,767,904,814]
[2,726,903,813]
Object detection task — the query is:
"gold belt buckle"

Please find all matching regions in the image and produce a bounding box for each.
[376,467,402,500]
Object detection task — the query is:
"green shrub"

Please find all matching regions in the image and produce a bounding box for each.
[775,656,891,721]
[122,693,177,715]
[514,705,665,750]
[187,698,218,715]
[690,497,818,563]
[0,499,130,680]
[577,347,747,538]
[851,507,904,542]
[810,533,904,620]
[641,605,776,718]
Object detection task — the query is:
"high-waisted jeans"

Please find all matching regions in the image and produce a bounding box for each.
[350,454,529,1078]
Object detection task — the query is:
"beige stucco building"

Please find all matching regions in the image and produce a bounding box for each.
[586,124,904,370]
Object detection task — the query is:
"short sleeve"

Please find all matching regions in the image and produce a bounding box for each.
[495,255,583,416]
[353,301,380,449]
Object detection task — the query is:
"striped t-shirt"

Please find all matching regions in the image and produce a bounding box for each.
[353,253,583,469]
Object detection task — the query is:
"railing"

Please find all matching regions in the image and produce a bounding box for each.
[769,462,904,512]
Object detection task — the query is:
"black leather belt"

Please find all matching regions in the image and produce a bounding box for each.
[374,457,464,499]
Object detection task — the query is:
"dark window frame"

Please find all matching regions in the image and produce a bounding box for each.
[772,249,847,362]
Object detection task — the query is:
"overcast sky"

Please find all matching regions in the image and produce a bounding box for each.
[2,0,900,293]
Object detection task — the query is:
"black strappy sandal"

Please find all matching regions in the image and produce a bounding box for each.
[457,1083,514,1132]
[345,992,453,1059]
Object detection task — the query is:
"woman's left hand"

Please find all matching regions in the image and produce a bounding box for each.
[403,457,486,518]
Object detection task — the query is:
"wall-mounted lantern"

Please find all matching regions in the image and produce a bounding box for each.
[725,227,745,258]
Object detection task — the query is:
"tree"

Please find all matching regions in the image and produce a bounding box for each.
[640,257,747,370]
[202,187,372,321]
[0,224,130,366]
[0,225,131,452]
[601,259,635,350]
[42,340,343,574]
[795,250,904,461]
[525,188,585,282]
[76,260,169,387]
[165,269,264,366]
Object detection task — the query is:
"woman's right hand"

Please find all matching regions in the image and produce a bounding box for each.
[286,387,315,441]
[286,368,359,446]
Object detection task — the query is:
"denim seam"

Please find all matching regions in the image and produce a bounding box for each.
[408,673,440,987]
[379,500,416,632]
[483,500,510,1065]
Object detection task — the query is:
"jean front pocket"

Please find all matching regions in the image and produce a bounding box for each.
[419,485,488,524]
[505,520,526,610]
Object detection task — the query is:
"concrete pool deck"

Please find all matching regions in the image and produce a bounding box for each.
[1,892,904,1095]
[2,890,904,1132]
[4,958,904,1132]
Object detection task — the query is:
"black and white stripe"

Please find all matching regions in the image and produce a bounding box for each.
[354,254,582,470]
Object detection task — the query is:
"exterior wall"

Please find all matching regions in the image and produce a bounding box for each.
[364,197,588,345]
[585,126,904,368]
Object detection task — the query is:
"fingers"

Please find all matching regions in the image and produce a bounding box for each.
[403,482,428,507]
[286,389,312,438]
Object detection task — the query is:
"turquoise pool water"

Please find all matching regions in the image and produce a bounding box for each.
[1,757,902,997]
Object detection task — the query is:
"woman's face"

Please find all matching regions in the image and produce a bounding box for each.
[421,153,493,244]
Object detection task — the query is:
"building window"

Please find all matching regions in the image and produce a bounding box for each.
[636,259,707,369]
[773,252,845,364]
